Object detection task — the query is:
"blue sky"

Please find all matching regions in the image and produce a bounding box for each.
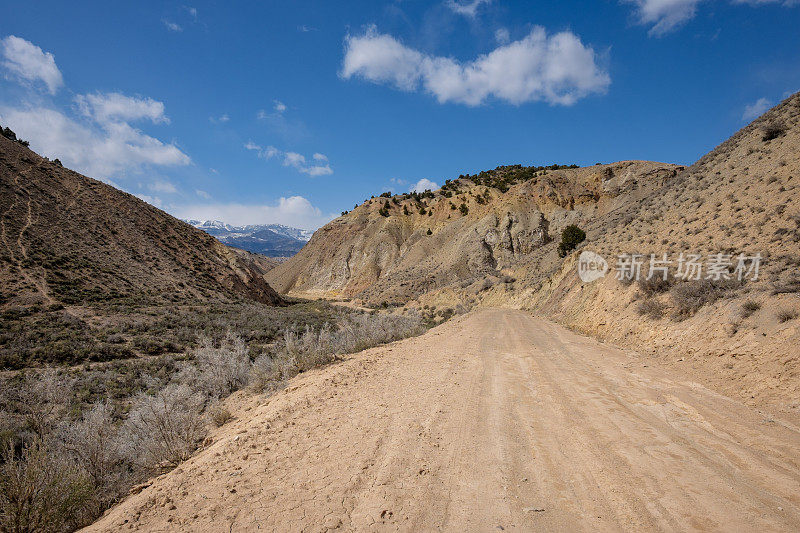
[1,0,799,229]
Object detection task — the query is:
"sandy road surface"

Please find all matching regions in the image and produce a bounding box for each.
[87,309,800,532]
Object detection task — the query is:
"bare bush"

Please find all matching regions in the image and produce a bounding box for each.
[193,334,251,398]
[249,354,284,393]
[777,309,798,323]
[0,439,94,533]
[637,275,672,297]
[207,403,233,428]
[13,370,74,438]
[60,402,126,506]
[280,312,424,374]
[120,384,207,470]
[670,279,737,319]
[636,299,665,319]
[740,299,761,318]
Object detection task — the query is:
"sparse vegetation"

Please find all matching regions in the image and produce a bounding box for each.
[636,299,665,319]
[0,305,428,530]
[777,309,798,323]
[740,299,761,318]
[669,279,738,319]
[761,121,786,142]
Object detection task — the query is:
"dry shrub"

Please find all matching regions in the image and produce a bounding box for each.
[60,402,126,506]
[637,275,672,297]
[249,355,284,393]
[670,279,737,319]
[777,309,798,323]
[207,404,233,428]
[740,299,761,318]
[0,439,94,533]
[120,384,207,470]
[193,334,250,398]
[636,299,665,319]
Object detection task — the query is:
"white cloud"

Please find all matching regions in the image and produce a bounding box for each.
[273,100,287,113]
[245,142,333,176]
[209,113,229,123]
[163,20,183,32]
[625,0,703,35]
[732,0,799,5]
[495,28,511,44]
[172,196,335,230]
[742,97,771,121]
[446,0,492,17]
[0,105,190,179]
[283,151,305,167]
[148,180,178,194]
[76,92,169,125]
[412,178,439,192]
[185,6,198,20]
[1,35,64,94]
[195,189,211,199]
[135,193,164,208]
[341,26,610,106]
[626,0,799,36]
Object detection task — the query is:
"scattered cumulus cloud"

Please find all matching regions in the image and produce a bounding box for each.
[446,0,492,17]
[209,113,229,123]
[148,180,178,194]
[184,6,198,20]
[412,178,439,192]
[624,0,703,36]
[162,19,183,32]
[195,189,212,199]
[172,196,335,230]
[494,28,511,44]
[245,141,332,176]
[0,105,190,180]
[273,100,287,113]
[76,92,169,125]
[1,35,64,94]
[626,0,799,36]
[742,97,771,120]
[341,26,610,106]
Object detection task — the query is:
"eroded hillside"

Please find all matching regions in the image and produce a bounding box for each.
[267,160,683,304]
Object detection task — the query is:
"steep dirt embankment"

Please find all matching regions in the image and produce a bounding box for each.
[0,136,283,307]
[267,161,681,304]
[86,309,800,532]
[516,93,800,416]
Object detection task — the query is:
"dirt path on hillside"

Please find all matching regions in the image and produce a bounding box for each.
[87,309,800,532]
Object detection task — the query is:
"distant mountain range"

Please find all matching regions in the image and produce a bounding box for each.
[186,220,313,257]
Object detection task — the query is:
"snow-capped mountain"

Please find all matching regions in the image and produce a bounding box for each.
[185,220,314,257]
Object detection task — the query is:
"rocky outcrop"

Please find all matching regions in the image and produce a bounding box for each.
[267,161,681,305]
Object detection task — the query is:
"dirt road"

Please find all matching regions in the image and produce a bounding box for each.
[87,309,800,532]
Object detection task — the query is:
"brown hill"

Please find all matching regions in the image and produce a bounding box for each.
[267,160,683,304]
[0,135,283,308]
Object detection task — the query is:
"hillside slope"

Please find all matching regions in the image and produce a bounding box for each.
[0,135,283,308]
[267,160,683,304]
[266,92,800,414]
